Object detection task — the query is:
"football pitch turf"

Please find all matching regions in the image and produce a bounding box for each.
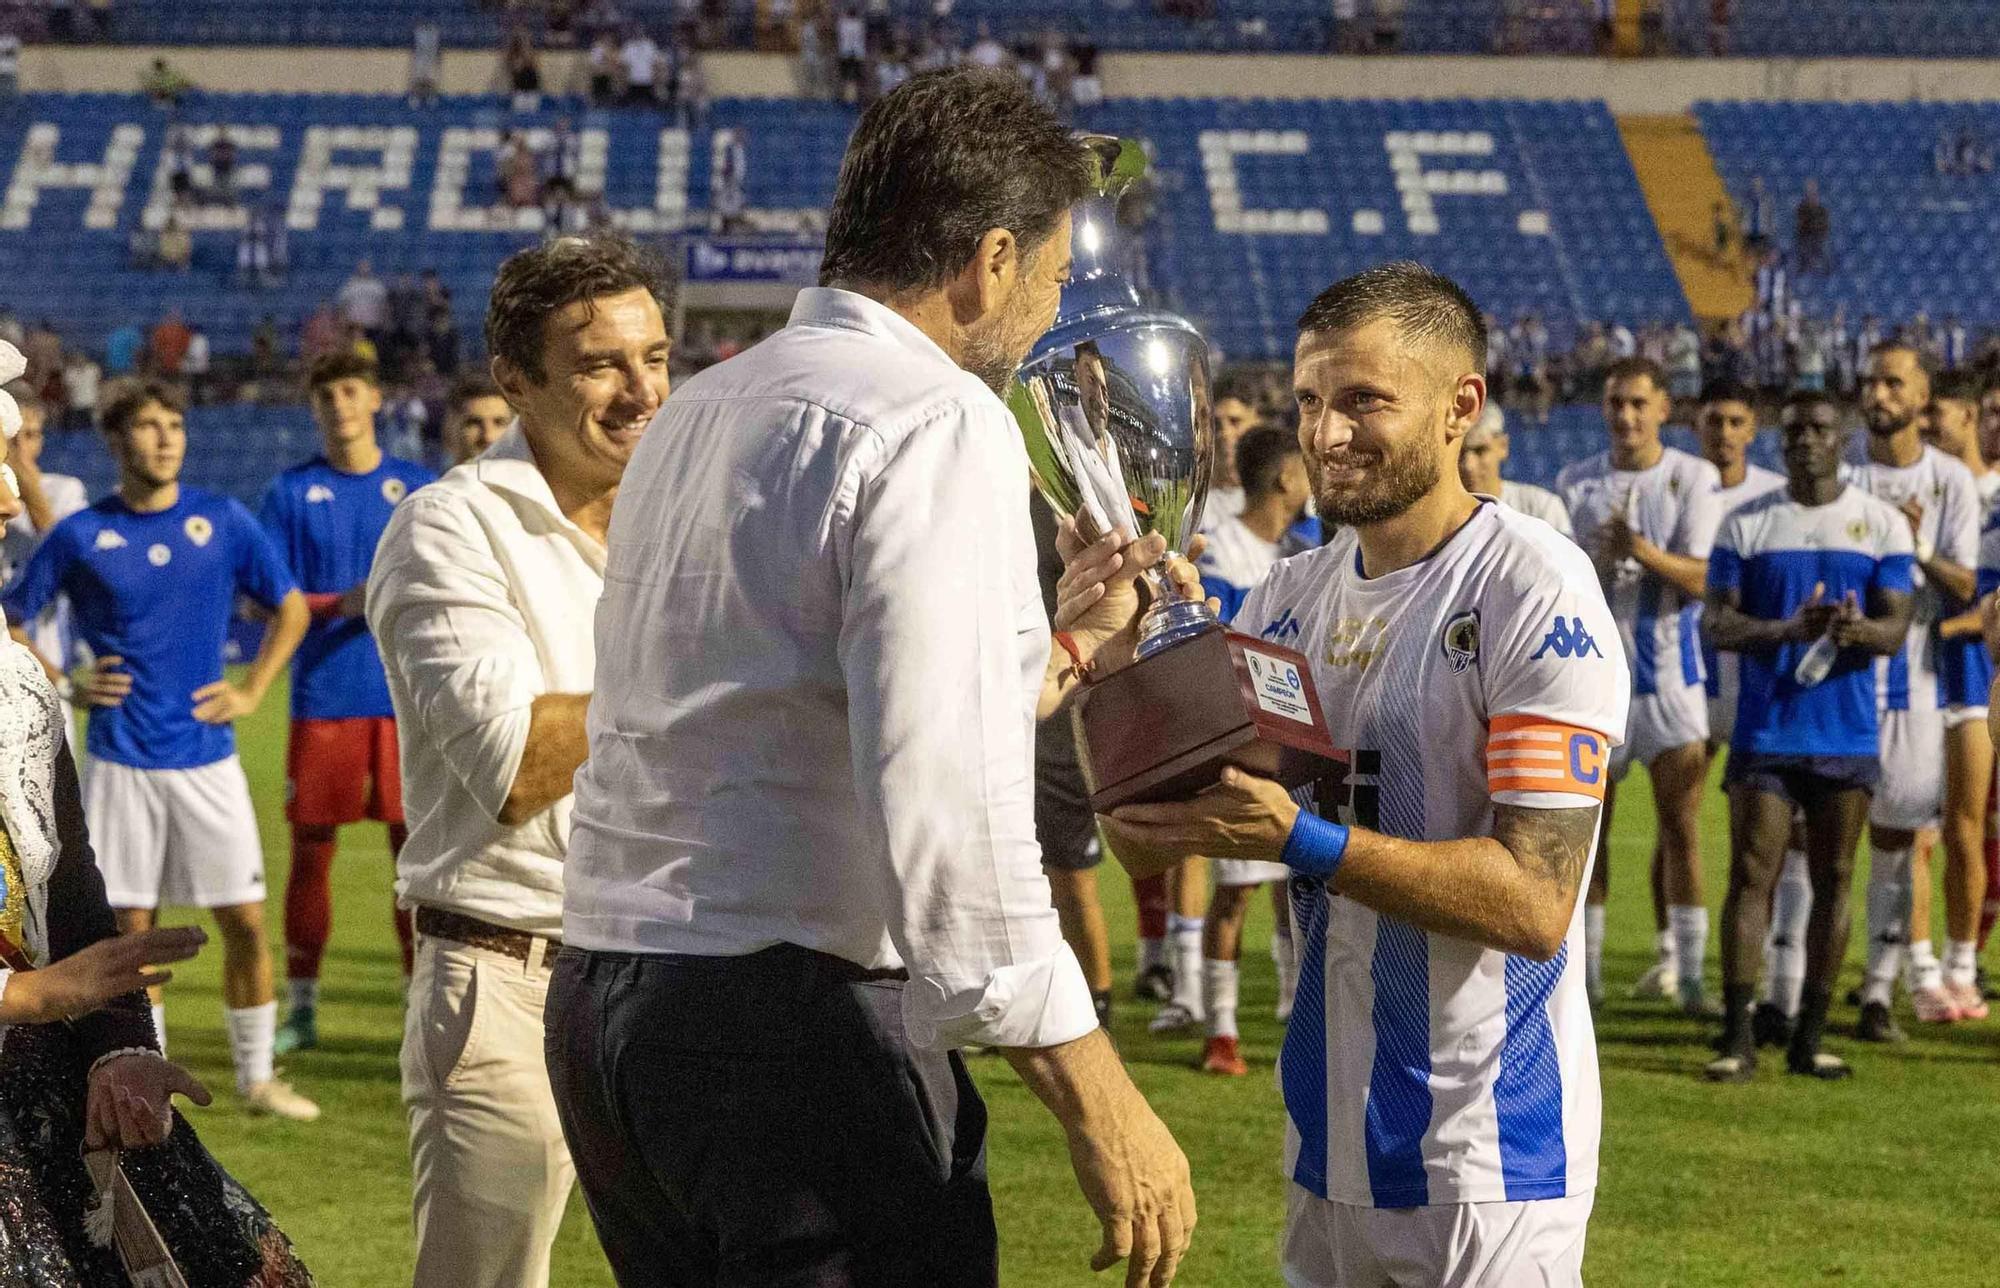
[144,683,1996,1286]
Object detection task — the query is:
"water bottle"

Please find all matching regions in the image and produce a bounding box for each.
[1793,628,1839,688]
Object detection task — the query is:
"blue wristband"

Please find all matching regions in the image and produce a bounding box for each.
[1280,809,1350,881]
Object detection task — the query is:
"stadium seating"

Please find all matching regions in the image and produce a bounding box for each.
[0,92,1687,368]
[1696,100,2000,326]
[35,404,319,507]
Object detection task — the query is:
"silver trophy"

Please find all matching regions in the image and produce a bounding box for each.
[1009,136,1216,659]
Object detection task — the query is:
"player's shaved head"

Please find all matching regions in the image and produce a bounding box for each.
[1294,261,1486,382]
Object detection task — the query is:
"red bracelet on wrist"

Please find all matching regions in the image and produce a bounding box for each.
[1054,631,1096,686]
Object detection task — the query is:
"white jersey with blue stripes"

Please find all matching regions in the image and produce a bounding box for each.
[1842,445,1979,713]
[1195,513,1281,625]
[1237,501,1630,1209]
[1701,464,1787,711]
[1557,446,1722,701]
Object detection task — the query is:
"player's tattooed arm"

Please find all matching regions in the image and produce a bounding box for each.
[1493,802,1600,900]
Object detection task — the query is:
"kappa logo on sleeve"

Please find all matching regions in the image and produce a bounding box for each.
[1529,616,1603,661]
[1258,608,1302,645]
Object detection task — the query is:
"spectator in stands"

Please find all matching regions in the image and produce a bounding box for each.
[141,56,193,109]
[1943,314,1971,372]
[835,4,867,103]
[148,309,192,380]
[60,349,99,432]
[710,127,747,232]
[505,27,543,111]
[1510,311,1553,424]
[237,203,288,288]
[797,15,831,98]
[1070,35,1101,106]
[157,212,193,273]
[302,301,343,363]
[103,319,143,379]
[1668,319,1703,402]
[0,31,20,100]
[1794,178,1830,274]
[1742,173,1773,251]
[409,20,442,108]
[184,324,211,404]
[619,26,662,105]
[208,130,239,206]
[1753,244,1787,320]
[425,305,461,376]
[337,260,390,345]
[676,48,709,127]
[1712,198,1732,261]
[499,130,540,209]
[19,323,59,396]
[251,316,283,379]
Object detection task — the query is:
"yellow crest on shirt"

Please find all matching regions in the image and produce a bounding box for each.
[183,515,213,547]
[382,477,408,504]
[1847,518,1869,543]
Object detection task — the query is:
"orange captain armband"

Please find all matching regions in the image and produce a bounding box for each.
[1486,715,1611,802]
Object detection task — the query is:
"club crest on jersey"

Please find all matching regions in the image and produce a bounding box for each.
[382,477,408,504]
[1440,609,1480,674]
[306,484,335,504]
[147,543,171,567]
[93,529,126,551]
[1847,518,1869,542]
[1530,615,1602,660]
[184,514,213,547]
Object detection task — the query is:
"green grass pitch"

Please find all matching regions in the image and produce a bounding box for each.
[143,683,1997,1286]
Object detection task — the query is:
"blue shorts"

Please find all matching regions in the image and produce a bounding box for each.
[1723,751,1879,806]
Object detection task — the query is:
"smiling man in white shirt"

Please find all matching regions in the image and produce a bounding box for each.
[551,68,1196,1288]
[366,235,672,1288]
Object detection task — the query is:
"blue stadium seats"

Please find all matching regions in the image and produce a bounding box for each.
[0,93,1688,370]
[1696,100,2000,327]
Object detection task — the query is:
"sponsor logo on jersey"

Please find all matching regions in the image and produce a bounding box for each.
[1529,616,1603,660]
[1258,608,1302,645]
[1440,609,1480,674]
[93,529,127,551]
[147,543,171,567]
[382,477,408,504]
[306,484,335,504]
[184,514,213,546]
[1324,616,1390,670]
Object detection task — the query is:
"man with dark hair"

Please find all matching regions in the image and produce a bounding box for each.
[442,373,512,465]
[1703,391,1913,1081]
[1849,342,1984,1034]
[551,70,1196,1287]
[1559,355,1723,1014]
[367,234,673,1288]
[1189,424,1311,1077]
[1107,260,1623,1285]
[260,350,436,1056]
[2,381,315,1118]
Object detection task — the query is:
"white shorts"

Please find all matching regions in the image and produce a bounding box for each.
[1214,858,1291,888]
[1872,707,1944,831]
[1282,1184,1592,1288]
[1611,684,1708,777]
[84,756,268,910]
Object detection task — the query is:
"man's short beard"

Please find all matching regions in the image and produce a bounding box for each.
[962,328,1022,397]
[1313,431,1441,527]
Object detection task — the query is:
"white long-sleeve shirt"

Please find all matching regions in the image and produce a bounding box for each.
[366,425,603,936]
[564,287,1096,1053]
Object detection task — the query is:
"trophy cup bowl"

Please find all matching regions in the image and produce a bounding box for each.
[1010,137,1340,810]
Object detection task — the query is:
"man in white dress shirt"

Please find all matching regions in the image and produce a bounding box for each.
[1457,402,1572,538]
[1,393,89,676]
[551,69,1196,1288]
[367,236,672,1288]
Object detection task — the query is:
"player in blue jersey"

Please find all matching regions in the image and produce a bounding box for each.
[1703,392,1915,1082]
[1,382,320,1121]
[261,351,437,1055]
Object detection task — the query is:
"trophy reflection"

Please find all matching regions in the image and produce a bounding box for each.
[1010,136,1338,809]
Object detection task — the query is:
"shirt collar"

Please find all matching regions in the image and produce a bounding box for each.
[473,422,601,549]
[787,287,960,373]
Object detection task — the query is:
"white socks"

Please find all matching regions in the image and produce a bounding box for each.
[1762,850,1813,1016]
[1946,939,1980,989]
[1653,927,1678,974]
[1908,939,1944,993]
[1584,905,1606,999]
[1204,958,1240,1039]
[1862,846,1912,1007]
[1668,905,1707,999]
[151,1004,167,1056]
[225,1001,278,1093]
[1168,915,1205,1018]
[287,978,320,1014]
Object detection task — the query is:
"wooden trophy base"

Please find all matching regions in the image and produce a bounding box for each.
[1071,625,1342,811]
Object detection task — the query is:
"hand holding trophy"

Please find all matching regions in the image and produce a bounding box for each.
[1011,136,1339,809]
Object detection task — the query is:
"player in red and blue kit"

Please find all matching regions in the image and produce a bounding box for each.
[261,352,436,1053]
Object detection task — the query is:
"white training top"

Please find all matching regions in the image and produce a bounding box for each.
[1558,446,1722,698]
[1701,463,1786,714]
[1842,446,1980,712]
[1497,480,1572,538]
[1237,501,1629,1209]
[1195,512,1281,624]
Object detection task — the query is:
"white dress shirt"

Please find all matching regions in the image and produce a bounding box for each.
[566,287,1096,1053]
[3,472,88,667]
[367,425,603,937]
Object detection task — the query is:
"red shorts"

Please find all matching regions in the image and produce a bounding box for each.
[286,717,404,827]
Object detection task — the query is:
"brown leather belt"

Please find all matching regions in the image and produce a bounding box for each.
[414,906,562,970]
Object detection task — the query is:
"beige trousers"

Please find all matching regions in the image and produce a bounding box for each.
[402,935,577,1288]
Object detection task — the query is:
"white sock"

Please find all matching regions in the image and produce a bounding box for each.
[287,978,320,1014]
[1947,939,1980,989]
[1168,916,1205,1017]
[1862,846,1912,1007]
[1908,939,1944,992]
[225,1001,278,1093]
[1584,905,1606,998]
[1204,958,1240,1039]
[1654,927,1679,974]
[151,1004,167,1056]
[1668,905,1707,998]
[1138,937,1166,973]
[1762,850,1812,1016]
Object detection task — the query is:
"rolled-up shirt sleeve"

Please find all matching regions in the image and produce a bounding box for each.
[837,399,1097,1053]
[367,493,539,822]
